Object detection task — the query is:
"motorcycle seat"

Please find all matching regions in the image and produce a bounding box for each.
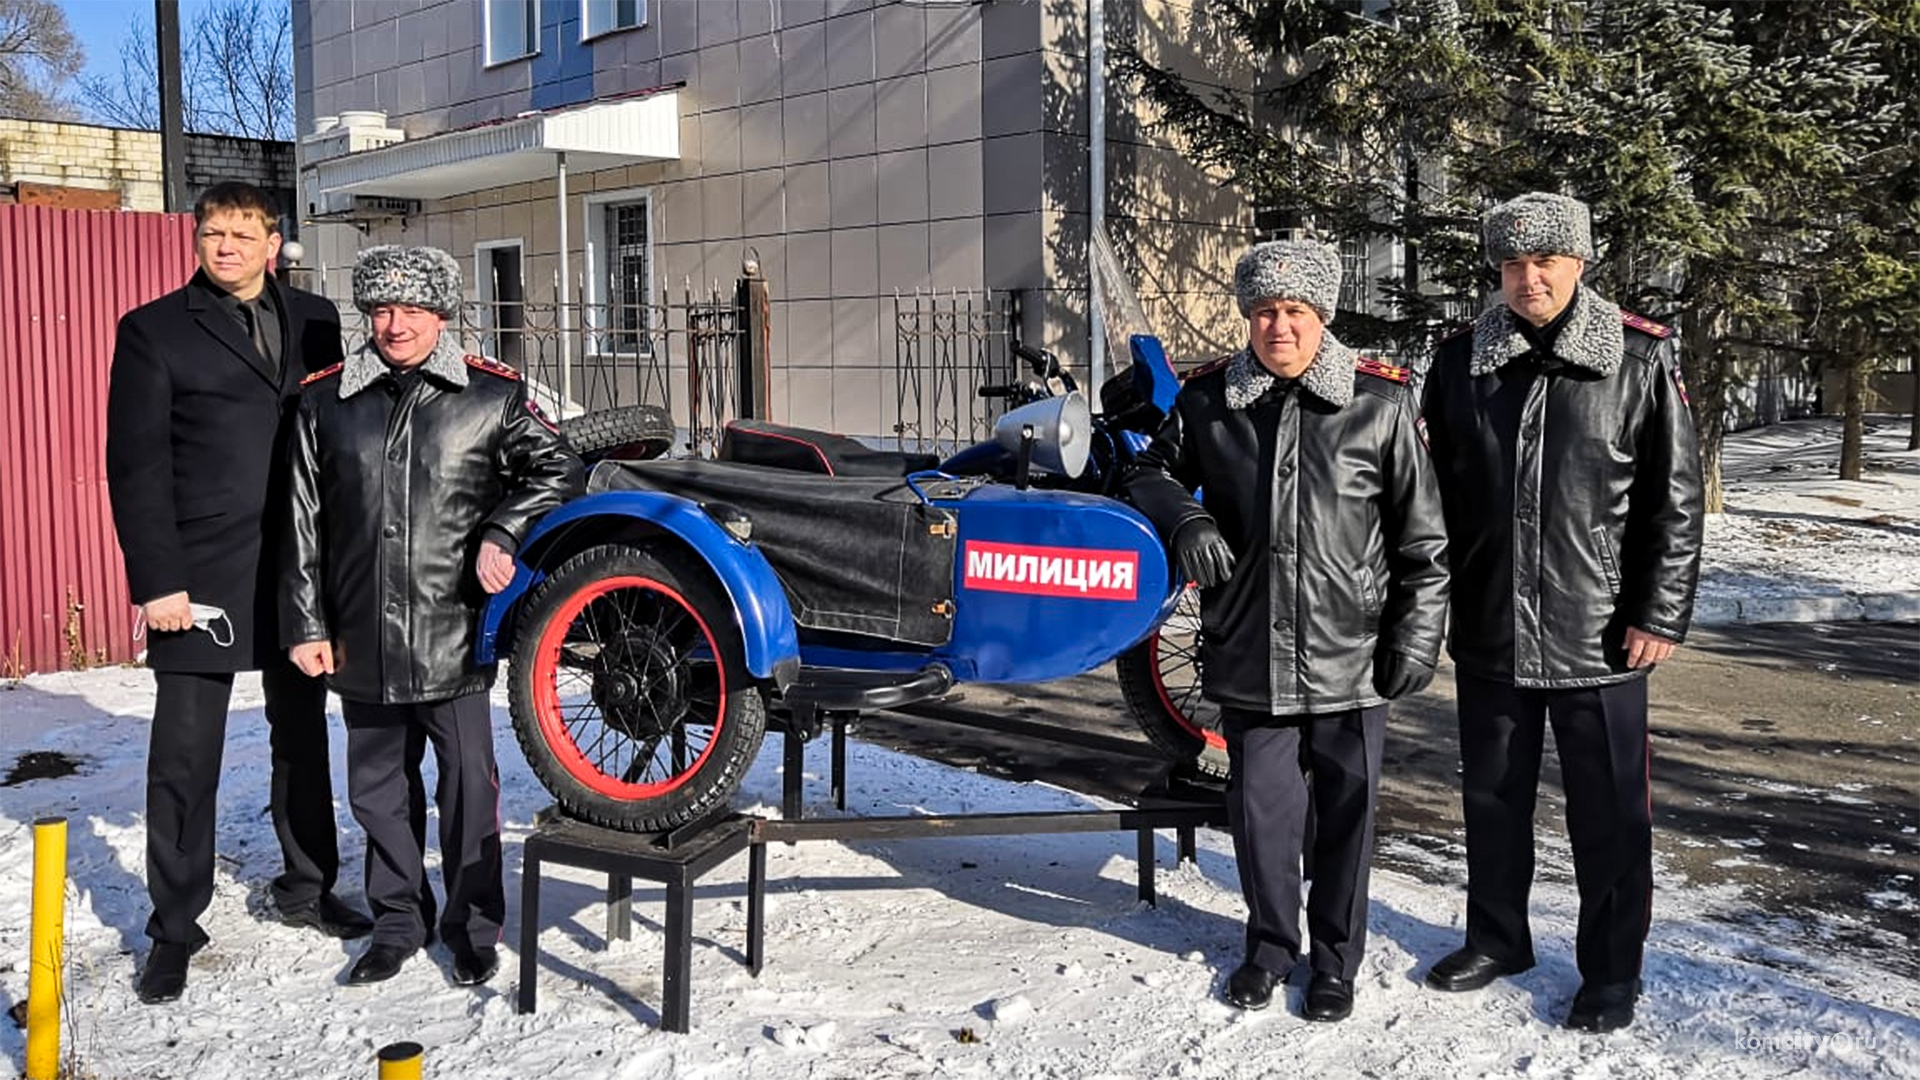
[720,420,939,478]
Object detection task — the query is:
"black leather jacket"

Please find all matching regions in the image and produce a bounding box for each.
[1422,287,1705,688]
[1127,339,1450,715]
[283,337,584,704]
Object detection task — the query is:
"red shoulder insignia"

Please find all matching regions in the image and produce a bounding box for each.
[1355,356,1411,384]
[464,354,522,380]
[301,362,342,386]
[525,397,559,433]
[1621,311,1673,339]
[1181,352,1235,382]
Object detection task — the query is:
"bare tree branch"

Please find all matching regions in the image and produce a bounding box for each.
[0,0,84,120]
[77,0,292,139]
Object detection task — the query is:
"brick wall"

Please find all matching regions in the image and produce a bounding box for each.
[0,119,294,219]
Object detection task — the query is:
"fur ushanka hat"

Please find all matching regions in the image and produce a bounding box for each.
[1232,239,1342,322]
[352,244,462,317]
[1481,191,1595,266]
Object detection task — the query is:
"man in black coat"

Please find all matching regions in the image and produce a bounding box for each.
[1420,192,1705,1033]
[1128,240,1450,1022]
[105,181,372,1006]
[285,245,583,988]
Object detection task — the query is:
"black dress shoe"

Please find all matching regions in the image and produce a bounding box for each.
[281,893,375,939]
[1424,946,1532,992]
[136,941,202,1004]
[451,946,499,987]
[1565,978,1641,1033]
[1222,963,1281,1010]
[1302,972,1354,1022]
[346,943,414,985]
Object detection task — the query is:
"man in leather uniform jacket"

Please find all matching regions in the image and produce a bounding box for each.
[1420,192,1704,1034]
[1128,240,1449,1022]
[283,245,583,989]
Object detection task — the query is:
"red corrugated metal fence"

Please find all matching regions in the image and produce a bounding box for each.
[1,205,197,674]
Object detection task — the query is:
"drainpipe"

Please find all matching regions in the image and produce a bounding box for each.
[556,150,572,410]
[1088,0,1107,401]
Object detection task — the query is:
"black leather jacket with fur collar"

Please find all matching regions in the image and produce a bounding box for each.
[1127,337,1450,716]
[1423,286,1705,688]
[282,337,584,704]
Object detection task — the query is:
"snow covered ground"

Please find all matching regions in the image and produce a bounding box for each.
[1,416,1916,1080]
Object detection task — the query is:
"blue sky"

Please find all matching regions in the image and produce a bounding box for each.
[56,0,217,87]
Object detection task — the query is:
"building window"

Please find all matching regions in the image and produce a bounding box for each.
[486,0,539,65]
[1338,237,1372,315]
[582,0,644,39]
[583,193,654,355]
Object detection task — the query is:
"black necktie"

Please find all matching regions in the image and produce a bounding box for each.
[243,300,279,375]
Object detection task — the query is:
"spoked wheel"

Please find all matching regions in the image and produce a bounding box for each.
[1116,586,1229,780]
[508,543,766,832]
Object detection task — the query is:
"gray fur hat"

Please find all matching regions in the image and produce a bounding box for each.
[352,244,462,317]
[1481,192,1594,265]
[1233,239,1341,322]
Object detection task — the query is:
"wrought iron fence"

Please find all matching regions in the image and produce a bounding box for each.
[322,281,745,456]
[890,289,1021,455]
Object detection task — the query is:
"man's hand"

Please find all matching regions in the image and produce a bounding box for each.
[289,641,335,677]
[143,592,193,633]
[1624,626,1677,669]
[1172,518,1236,590]
[1374,649,1436,700]
[476,539,517,595]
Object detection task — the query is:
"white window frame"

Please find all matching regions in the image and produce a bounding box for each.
[581,0,647,42]
[484,0,541,67]
[583,185,656,359]
[473,238,526,359]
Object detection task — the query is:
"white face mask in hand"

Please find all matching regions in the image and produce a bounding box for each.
[134,603,235,648]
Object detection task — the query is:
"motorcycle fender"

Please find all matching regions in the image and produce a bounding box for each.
[476,490,802,683]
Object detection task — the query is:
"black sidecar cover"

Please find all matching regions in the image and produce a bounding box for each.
[591,459,958,647]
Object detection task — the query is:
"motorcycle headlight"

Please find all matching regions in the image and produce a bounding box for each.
[702,501,753,543]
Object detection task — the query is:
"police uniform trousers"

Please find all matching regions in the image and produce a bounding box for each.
[1223,704,1387,980]
[1455,672,1652,985]
[341,692,503,953]
[145,659,338,947]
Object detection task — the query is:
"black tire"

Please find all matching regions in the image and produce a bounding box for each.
[507,543,767,832]
[1116,587,1229,780]
[561,404,676,463]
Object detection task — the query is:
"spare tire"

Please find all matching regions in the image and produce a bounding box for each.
[561,404,677,463]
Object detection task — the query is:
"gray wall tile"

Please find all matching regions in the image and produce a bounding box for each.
[703,174,744,237]
[739,101,785,172]
[873,4,925,80]
[700,109,742,175]
[783,301,835,362]
[785,162,830,231]
[927,141,982,219]
[786,234,833,300]
[832,298,883,370]
[983,211,1041,290]
[779,19,827,96]
[928,218,984,288]
[698,44,741,112]
[699,0,740,48]
[831,226,879,298]
[982,51,1041,138]
[876,148,928,225]
[926,65,981,144]
[981,133,1040,215]
[658,0,700,56]
[742,168,786,236]
[981,0,1040,61]
[825,10,875,89]
[925,3,981,69]
[828,155,878,227]
[876,222,931,293]
[827,84,877,159]
[781,91,830,165]
[740,0,775,38]
[738,34,782,103]
[775,1,829,29]
[873,74,926,154]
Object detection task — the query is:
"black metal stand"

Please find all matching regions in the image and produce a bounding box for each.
[517,810,755,1033]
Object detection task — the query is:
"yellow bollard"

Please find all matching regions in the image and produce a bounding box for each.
[25,816,68,1080]
[377,1041,424,1079]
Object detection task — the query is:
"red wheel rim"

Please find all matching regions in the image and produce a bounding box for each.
[529,574,730,798]
[1149,591,1224,752]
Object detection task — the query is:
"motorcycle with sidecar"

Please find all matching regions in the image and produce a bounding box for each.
[483,335,1220,833]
